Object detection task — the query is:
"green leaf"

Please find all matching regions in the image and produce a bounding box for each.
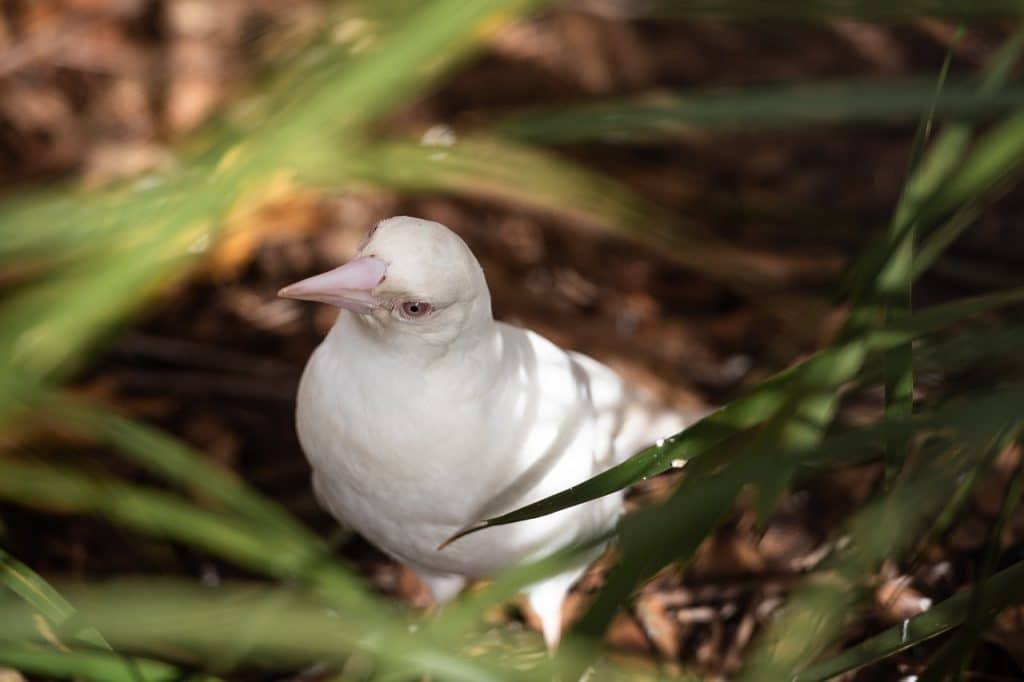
[0,461,369,611]
[741,470,957,679]
[621,1,1024,20]
[36,393,315,543]
[795,559,1024,681]
[0,0,550,405]
[0,547,78,626]
[0,580,570,682]
[0,547,219,682]
[498,79,1024,144]
[0,548,109,654]
[443,285,1024,543]
[0,644,216,682]
[343,135,802,290]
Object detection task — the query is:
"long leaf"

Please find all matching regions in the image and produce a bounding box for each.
[795,559,1024,681]
[0,461,370,610]
[0,0,549,407]
[34,393,315,543]
[498,79,1024,144]
[0,644,216,682]
[0,580,571,682]
[340,136,806,290]
[443,285,1024,543]
[622,1,1024,20]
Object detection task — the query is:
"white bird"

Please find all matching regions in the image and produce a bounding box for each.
[280,216,692,648]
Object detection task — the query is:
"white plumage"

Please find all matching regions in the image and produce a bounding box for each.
[281,216,691,647]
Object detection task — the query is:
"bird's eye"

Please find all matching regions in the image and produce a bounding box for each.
[399,301,432,318]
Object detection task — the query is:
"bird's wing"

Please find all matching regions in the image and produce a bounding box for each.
[568,350,699,466]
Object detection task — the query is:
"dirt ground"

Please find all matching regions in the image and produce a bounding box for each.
[2,2,1024,679]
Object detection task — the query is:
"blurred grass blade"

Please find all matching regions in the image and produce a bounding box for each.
[919,458,1024,681]
[928,108,1024,219]
[38,393,316,543]
[623,1,1024,20]
[740,464,966,679]
[445,285,1024,543]
[743,428,1022,678]
[845,25,1024,296]
[0,0,550,409]
[0,644,216,682]
[910,27,1024,278]
[0,548,79,626]
[256,0,548,155]
[0,0,546,270]
[346,136,659,237]
[0,580,547,682]
[0,548,109,654]
[0,461,371,611]
[795,559,1024,681]
[344,136,804,290]
[0,548,215,681]
[877,24,963,485]
[498,79,1024,143]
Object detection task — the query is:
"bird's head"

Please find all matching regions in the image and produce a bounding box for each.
[278,216,493,346]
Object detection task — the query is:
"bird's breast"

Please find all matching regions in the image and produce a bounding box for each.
[294,324,618,575]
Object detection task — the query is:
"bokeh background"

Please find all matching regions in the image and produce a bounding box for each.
[2,2,1024,680]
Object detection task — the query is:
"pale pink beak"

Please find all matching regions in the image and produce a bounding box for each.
[277,256,388,313]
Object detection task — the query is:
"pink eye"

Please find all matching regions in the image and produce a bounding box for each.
[400,301,432,318]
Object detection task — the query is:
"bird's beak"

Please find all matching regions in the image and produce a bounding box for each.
[277,256,388,313]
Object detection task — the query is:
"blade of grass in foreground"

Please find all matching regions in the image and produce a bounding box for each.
[0,461,370,610]
[626,0,1024,20]
[450,28,1024,536]
[458,34,1024,539]
[795,558,1024,681]
[738,460,979,678]
[1,548,83,627]
[442,284,1024,545]
[0,645,216,682]
[478,76,1024,644]
[498,79,1024,144]
[344,136,806,290]
[0,0,551,409]
[0,547,217,682]
[0,580,552,682]
[878,23,964,487]
[33,392,315,543]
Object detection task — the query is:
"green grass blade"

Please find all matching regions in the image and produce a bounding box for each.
[344,136,660,237]
[339,135,802,290]
[877,23,962,485]
[627,1,1024,20]
[927,108,1024,220]
[444,285,1024,543]
[742,418,1021,680]
[498,79,1024,144]
[740,466,964,679]
[0,548,77,626]
[0,547,219,681]
[0,548,110,654]
[845,26,1023,298]
[795,558,1024,681]
[0,580,545,682]
[0,644,216,682]
[36,393,316,543]
[0,0,549,404]
[0,461,371,611]
[919,456,1024,682]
